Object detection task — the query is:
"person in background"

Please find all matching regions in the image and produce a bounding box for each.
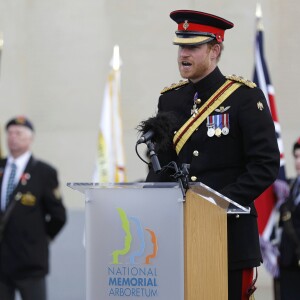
[144,9,280,300]
[0,116,66,300]
[279,137,300,300]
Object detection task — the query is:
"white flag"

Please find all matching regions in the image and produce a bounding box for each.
[93,45,126,183]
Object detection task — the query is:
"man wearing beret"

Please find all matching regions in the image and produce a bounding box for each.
[0,116,66,300]
[145,10,280,300]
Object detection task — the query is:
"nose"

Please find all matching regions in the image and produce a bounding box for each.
[179,46,190,57]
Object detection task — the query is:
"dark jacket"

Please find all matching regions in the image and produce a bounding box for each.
[279,178,300,269]
[0,155,66,279]
[147,67,280,270]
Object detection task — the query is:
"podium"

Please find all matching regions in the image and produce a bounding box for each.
[68,182,249,300]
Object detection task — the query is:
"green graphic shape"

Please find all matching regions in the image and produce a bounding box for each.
[112,208,132,264]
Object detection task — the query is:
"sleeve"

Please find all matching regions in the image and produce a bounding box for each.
[220,87,280,206]
[42,166,67,239]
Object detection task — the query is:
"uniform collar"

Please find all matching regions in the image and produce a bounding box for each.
[191,67,225,93]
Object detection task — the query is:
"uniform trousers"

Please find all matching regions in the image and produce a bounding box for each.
[279,268,300,300]
[228,268,255,300]
[0,276,46,300]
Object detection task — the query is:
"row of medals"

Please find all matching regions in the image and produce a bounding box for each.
[207,124,229,137]
[191,97,229,138]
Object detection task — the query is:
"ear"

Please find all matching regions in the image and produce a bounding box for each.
[210,43,221,59]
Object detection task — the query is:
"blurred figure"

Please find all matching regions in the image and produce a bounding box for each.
[279,137,300,300]
[0,116,66,300]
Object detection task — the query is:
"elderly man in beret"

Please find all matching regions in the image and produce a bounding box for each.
[0,116,66,300]
[145,9,280,300]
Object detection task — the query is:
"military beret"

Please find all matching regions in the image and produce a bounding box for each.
[6,116,34,132]
[170,10,234,46]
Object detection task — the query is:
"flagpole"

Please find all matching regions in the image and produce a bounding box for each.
[0,32,3,76]
[111,45,121,71]
[256,3,263,29]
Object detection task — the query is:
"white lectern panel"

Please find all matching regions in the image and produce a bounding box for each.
[82,184,184,300]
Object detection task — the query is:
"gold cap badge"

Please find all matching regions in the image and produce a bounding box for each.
[183,20,189,30]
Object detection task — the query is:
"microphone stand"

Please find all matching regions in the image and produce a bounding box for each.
[141,140,190,199]
[169,162,190,199]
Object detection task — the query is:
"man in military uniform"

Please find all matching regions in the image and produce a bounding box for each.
[279,138,300,300]
[0,116,66,300]
[146,10,280,300]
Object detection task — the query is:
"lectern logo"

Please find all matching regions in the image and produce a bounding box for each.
[112,208,158,265]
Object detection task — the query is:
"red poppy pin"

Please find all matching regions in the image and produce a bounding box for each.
[21,173,31,185]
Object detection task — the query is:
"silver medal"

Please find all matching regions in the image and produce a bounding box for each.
[222,127,229,135]
[207,127,215,137]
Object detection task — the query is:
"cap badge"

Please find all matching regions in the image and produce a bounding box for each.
[183,20,189,31]
[257,101,264,111]
[15,116,27,125]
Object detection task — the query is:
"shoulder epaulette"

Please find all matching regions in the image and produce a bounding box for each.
[160,80,189,94]
[226,74,257,88]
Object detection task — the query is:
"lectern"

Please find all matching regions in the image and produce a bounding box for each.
[68,182,249,300]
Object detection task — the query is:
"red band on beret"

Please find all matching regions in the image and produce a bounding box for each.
[178,22,224,42]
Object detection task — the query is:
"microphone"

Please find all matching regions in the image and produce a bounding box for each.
[136,130,154,145]
[136,111,179,151]
[146,140,161,173]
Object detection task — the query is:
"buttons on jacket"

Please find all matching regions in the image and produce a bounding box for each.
[193,150,199,157]
[235,214,240,219]
[191,176,197,182]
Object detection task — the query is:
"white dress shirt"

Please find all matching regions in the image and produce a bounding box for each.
[1,151,31,211]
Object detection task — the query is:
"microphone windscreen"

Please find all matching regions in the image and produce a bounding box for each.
[137,111,179,152]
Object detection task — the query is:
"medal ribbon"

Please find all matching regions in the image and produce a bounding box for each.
[222,113,229,129]
[173,80,242,154]
[207,115,214,127]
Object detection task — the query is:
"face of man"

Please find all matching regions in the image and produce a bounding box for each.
[294,148,300,176]
[7,125,33,158]
[177,43,220,83]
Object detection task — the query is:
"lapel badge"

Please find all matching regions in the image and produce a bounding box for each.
[183,20,189,30]
[20,173,31,185]
[257,101,264,111]
[53,187,62,200]
[215,106,230,113]
[15,192,22,201]
[21,192,36,206]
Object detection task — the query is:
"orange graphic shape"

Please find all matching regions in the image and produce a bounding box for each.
[145,228,158,264]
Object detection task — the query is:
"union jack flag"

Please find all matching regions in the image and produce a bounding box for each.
[253,5,288,278]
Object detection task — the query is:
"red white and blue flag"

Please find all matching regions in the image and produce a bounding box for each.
[253,4,288,278]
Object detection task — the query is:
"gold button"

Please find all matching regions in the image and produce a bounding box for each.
[191,176,197,182]
[196,99,201,104]
[193,150,199,157]
[235,214,240,219]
